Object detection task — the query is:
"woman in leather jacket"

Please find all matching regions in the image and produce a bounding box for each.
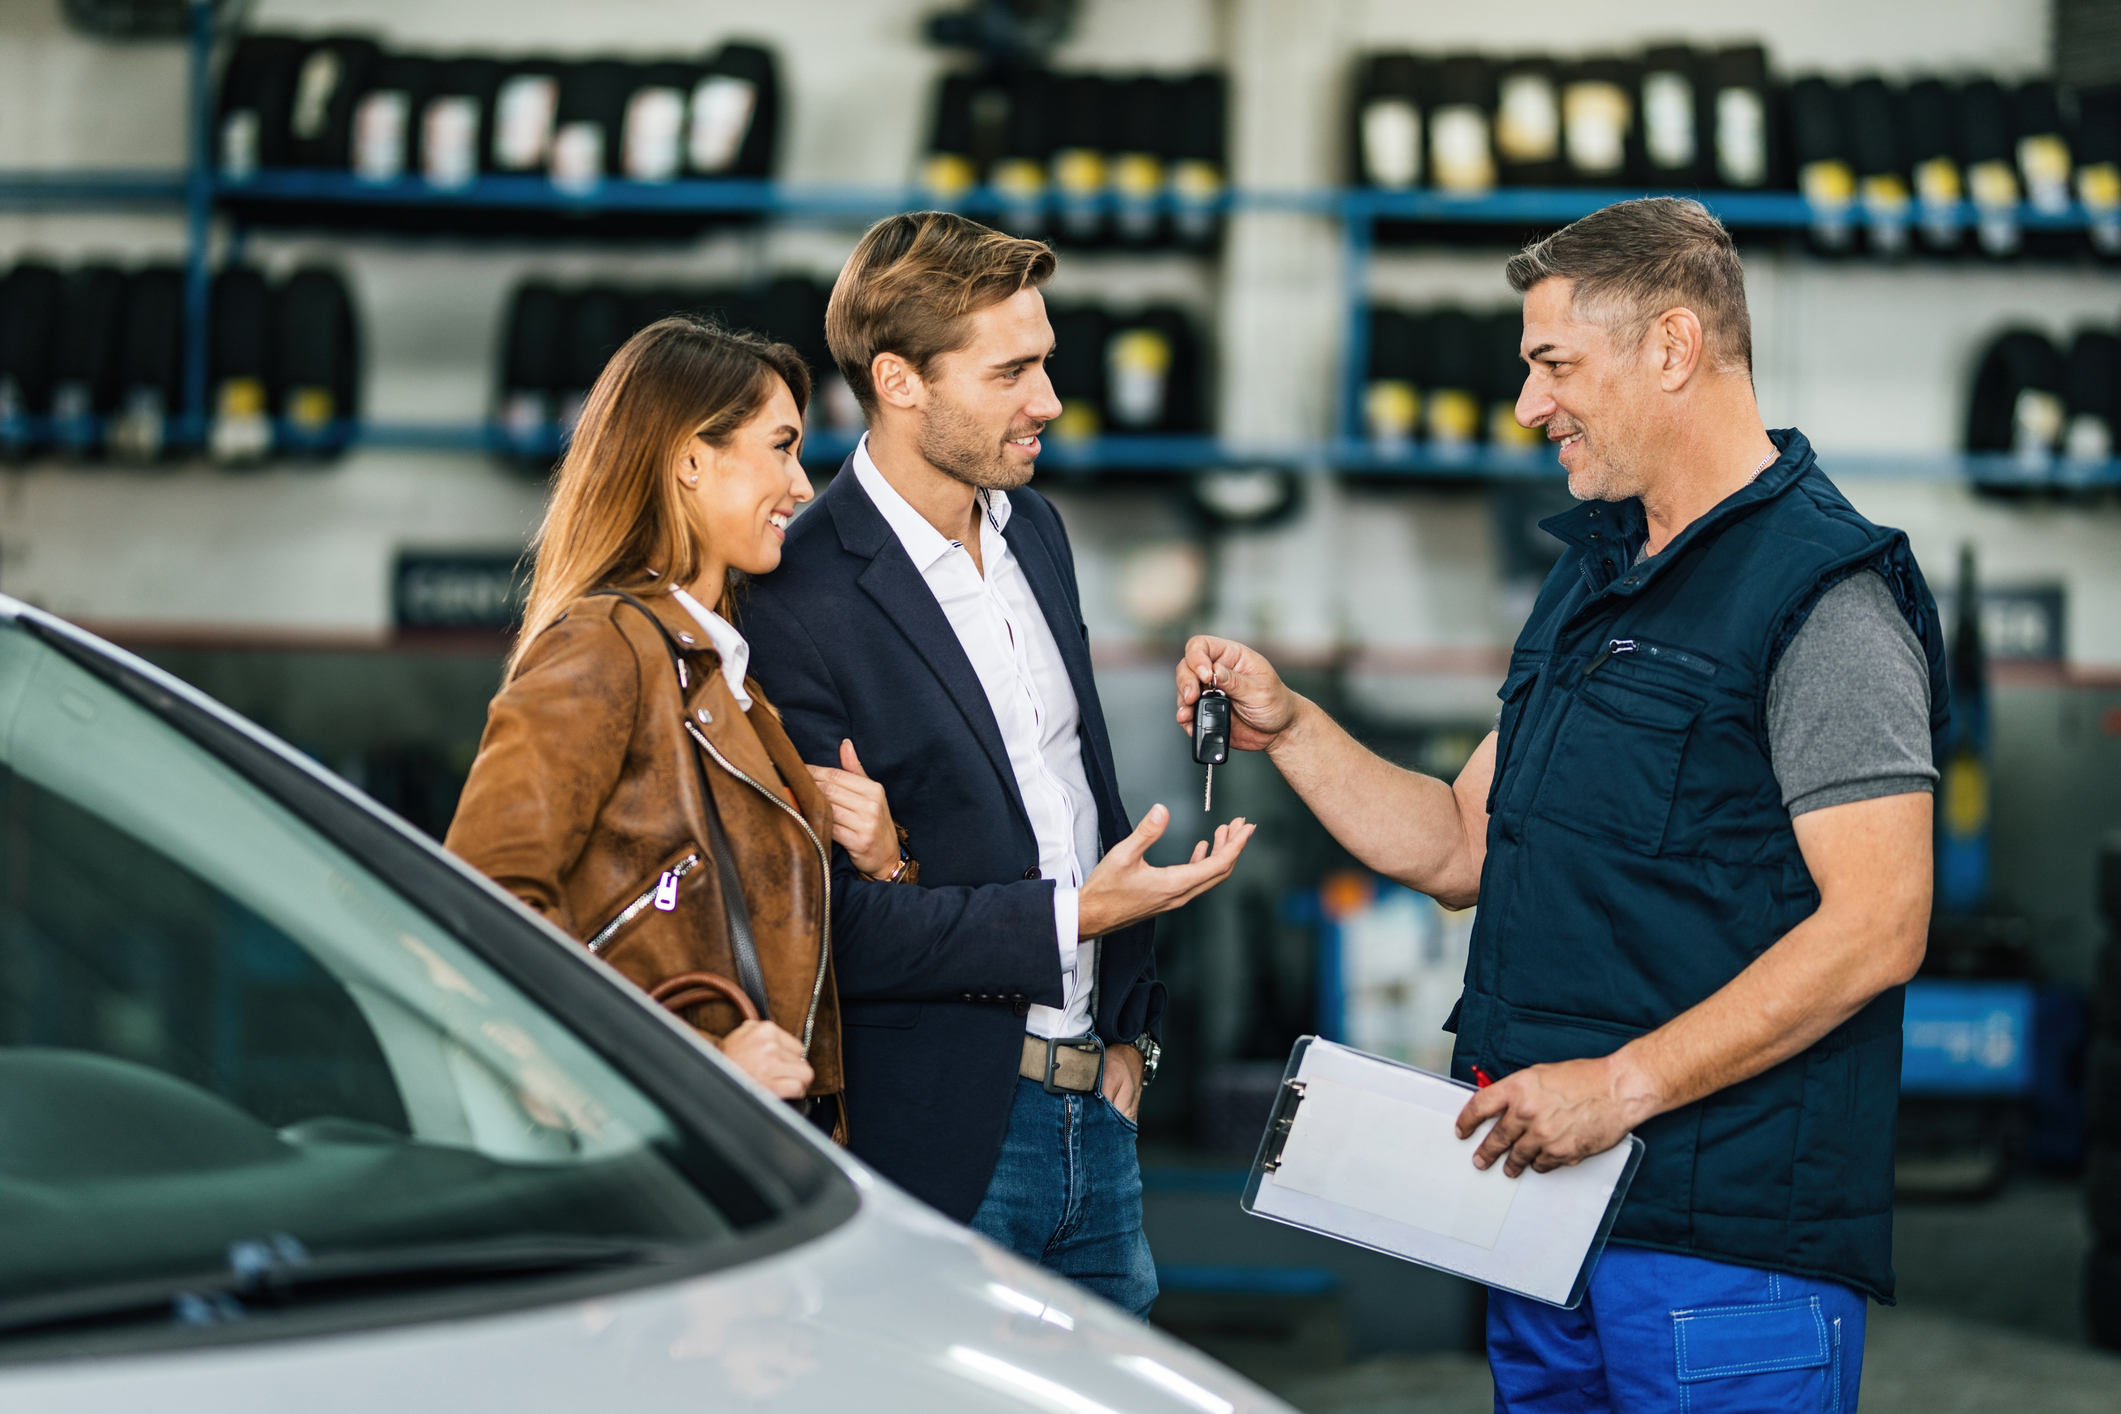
[447,318,902,1134]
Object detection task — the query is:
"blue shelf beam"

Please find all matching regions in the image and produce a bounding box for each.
[0,171,190,209]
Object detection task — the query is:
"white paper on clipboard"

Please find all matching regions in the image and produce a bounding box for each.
[1241,1037,1644,1308]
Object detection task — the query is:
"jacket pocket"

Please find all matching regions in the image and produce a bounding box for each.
[1484,656,1543,816]
[586,849,703,955]
[1529,669,1705,854]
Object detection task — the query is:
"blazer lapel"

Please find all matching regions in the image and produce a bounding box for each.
[1001,498,1125,834]
[826,467,1033,837]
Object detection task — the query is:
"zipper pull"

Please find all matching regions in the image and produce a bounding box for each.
[653,870,680,911]
[1582,638,1636,677]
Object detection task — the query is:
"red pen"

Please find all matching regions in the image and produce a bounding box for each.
[1471,1065,1495,1088]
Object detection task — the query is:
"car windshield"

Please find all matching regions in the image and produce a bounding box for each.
[0,615,838,1342]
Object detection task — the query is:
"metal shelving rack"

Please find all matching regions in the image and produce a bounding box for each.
[2,1,2117,485]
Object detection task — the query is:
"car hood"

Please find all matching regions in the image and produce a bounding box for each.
[2,1165,1295,1414]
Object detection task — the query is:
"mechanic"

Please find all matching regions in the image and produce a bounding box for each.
[1175,197,1947,1410]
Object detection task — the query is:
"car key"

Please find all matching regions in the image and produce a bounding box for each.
[1192,686,1230,811]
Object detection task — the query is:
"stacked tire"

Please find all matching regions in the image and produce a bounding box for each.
[0,258,359,464]
[2088,835,2121,1351]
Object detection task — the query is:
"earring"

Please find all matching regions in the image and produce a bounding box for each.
[687,476,699,487]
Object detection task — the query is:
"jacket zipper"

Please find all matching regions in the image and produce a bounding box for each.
[686,719,833,1057]
[1582,638,1636,676]
[1582,637,1717,678]
[586,852,702,955]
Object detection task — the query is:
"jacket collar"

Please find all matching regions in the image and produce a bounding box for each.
[819,454,1034,839]
[1539,427,1818,599]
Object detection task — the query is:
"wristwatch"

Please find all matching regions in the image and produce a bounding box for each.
[1130,1032,1162,1088]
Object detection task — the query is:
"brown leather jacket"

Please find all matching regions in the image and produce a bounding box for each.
[445,589,842,1106]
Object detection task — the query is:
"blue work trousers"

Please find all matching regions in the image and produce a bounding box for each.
[1489,1246,1867,1412]
[969,1074,1158,1316]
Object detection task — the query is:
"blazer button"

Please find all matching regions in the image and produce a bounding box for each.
[960,993,972,1002]
[1023,867,1041,879]
[1012,996,1030,1018]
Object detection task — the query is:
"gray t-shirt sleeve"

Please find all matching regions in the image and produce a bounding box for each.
[1766,570,1938,817]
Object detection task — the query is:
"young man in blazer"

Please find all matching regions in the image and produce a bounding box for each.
[744,212,1254,1314]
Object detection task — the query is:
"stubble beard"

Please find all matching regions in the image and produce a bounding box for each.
[917,387,1037,493]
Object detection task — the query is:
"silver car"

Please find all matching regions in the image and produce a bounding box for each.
[0,596,1289,1413]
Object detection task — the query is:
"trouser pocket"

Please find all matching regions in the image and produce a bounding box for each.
[1672,1295,1842,1413]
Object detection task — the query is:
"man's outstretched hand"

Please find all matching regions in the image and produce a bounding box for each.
[1452,1053,1661,1178]
[1078,803,1256,939]
[1175,635,1304,753]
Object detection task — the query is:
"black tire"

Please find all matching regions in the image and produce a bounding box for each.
[209,266,275,463]
[698,43,779,178]
[282,35,382,170]
[111,265,183,462]
[2088,1143,2121,1244]
[0,261,65,453]
[274,267,359,458]
[2088,1244,2121,1352]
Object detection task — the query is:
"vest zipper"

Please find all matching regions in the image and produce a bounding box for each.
[586,853,702,955]
[1582,638,1636,676]
[685,719,833,1057]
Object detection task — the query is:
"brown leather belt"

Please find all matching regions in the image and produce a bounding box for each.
[1020,1034,1105,1094]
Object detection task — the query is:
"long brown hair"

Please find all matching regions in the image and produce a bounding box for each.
[511,317,813,678]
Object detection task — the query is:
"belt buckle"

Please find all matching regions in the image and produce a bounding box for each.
[1040,1033,1105,1096]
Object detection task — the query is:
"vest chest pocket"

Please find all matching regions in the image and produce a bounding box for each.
[1530,671,1706,854]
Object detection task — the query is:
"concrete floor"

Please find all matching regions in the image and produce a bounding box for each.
[1255,1181,2121,1413]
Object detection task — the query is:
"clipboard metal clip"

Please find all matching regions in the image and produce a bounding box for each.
[1259,1079,1308,1173]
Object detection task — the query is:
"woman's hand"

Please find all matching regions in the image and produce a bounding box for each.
[805,739,901,878]
[717,1019,814,1098]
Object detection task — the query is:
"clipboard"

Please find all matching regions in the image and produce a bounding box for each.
[1240,1036,1644,1309]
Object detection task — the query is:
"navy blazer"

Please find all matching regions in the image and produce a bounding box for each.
[742,458,1162,1221]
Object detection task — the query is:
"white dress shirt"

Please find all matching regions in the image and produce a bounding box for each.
[851,436,1103,1039]
[671,586,753,711]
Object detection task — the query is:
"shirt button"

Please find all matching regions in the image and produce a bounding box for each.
[1023,867,1041,879]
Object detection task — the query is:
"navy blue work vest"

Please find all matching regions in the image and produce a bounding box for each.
[1450,429,1948,1301]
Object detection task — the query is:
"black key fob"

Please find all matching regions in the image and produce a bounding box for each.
[1192,687,1230,766]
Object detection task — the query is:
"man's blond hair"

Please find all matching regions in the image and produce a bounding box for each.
[825,211,1057,416]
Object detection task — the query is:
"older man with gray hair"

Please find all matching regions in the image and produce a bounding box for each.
[1177,197,1946,1409]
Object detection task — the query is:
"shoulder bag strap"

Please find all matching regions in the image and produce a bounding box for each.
[586,588,772,1023]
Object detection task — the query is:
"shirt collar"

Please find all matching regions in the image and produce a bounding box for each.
[851,433,1012,573]
[669,587,753,711]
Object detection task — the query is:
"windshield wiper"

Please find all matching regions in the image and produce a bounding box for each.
[0,1233,677,1340]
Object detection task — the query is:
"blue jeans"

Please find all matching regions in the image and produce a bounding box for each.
[1489,1246,1867,1412]
[969,1074,1158,1316]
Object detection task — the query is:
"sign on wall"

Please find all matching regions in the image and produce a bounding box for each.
[393,552,527,631]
